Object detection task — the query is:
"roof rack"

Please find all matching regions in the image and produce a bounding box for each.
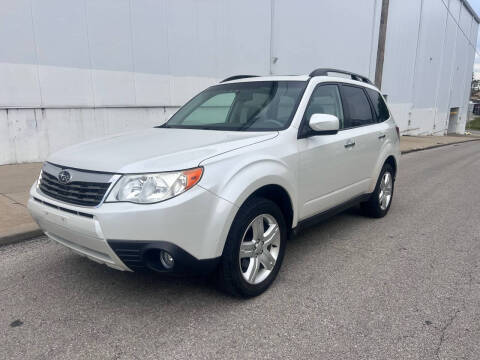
[309,68,373,85]
[220,75,258,83]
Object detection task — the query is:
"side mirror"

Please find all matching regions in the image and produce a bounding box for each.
[308,113,339,135]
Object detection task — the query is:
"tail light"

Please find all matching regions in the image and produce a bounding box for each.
[395,126,400,139]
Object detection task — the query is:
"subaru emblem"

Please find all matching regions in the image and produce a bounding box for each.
[58,170,71,184]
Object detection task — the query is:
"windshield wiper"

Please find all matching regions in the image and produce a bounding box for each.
[155,124,238,131]
[184,125,235,130]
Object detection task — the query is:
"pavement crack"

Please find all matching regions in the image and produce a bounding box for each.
[0,193,26,208]
[434,261,478,359]
[434,309,461,359]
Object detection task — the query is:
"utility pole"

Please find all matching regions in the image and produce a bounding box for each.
[375,0,390,89]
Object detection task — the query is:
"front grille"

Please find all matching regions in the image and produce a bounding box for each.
[33,197,94,218]
[39,171,111,206]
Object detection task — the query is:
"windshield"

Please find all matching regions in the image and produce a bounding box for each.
[162,81,307,131]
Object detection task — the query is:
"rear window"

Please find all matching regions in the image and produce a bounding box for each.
[340,85,375,128]
[366,88,390,122]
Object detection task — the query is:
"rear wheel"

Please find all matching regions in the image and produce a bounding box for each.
[361,163,395,218]
[216,197,286,297]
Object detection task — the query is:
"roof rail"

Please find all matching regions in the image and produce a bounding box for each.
[220,75,258,83]
[309,68,373,85]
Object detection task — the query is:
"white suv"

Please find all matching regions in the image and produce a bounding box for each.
[28,68,400,297]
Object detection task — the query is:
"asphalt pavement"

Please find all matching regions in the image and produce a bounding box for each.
[1,141,479,359]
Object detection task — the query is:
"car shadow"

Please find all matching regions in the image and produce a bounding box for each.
[43,204,370,309]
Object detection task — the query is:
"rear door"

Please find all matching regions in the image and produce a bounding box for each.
[364,87,393,151]
[338,84,383,192]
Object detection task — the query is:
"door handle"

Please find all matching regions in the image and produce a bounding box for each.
[344,140,356,148]
[378,134,386,139]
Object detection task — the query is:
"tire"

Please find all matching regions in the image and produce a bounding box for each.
[361,163,395,218]
[216,197,287,298]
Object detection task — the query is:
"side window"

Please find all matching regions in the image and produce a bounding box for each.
[182,93,235,125]
[304,84,344,128]
[340,85,375,128]
[366,88,390,122]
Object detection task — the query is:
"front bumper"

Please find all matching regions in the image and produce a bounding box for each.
[28,196,129,271]
[28,182,236,273]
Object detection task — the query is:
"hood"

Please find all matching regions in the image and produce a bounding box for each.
[47,128,277,173]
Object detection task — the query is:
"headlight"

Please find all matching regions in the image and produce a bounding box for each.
[37,169,43,188]
[106,167,203,204]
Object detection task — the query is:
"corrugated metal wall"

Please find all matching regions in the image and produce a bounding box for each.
[269,0,381,79]
[0,0,271,164]
[0,0,478,164]
[0,0,271,108]
[382,0,478,135]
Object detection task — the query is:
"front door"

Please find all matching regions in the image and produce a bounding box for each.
[297,83,381,220]
[297,84,362,220]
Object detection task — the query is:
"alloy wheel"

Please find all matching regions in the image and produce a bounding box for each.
[379,171,393,210]
[238,214,281,285]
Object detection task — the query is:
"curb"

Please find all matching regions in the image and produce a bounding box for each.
[401,138,480,154]
[0,227,44,247]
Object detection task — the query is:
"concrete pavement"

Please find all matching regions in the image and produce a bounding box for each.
[0,134,479,246]
[0,162,42,245]
[1,141,479,359]
[399,134,480,153]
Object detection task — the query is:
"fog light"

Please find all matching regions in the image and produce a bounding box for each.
[160,250,174,269]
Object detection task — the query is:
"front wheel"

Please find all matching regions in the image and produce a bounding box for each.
[361,163,395,218]
[216,197,287,297]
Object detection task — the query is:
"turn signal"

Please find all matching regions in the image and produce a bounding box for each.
[183,167,203,190]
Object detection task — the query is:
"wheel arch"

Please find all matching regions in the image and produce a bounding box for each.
[243,184,294,232]
[384,155,397,179]
[213,180,296,259]
[200,156,299,256]
[369,151,400,193]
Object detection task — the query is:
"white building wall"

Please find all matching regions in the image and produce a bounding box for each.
[379,0,422,132]
[382,0,478,135]
[435,13,460,132]
[410,0,448,135]
[0,0,271,109]
[0,107,176,165]
[270,0,381,79]
[0,0,271,164]
[0,0,478,164]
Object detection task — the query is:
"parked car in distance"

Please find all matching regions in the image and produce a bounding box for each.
[28,68,400,297]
